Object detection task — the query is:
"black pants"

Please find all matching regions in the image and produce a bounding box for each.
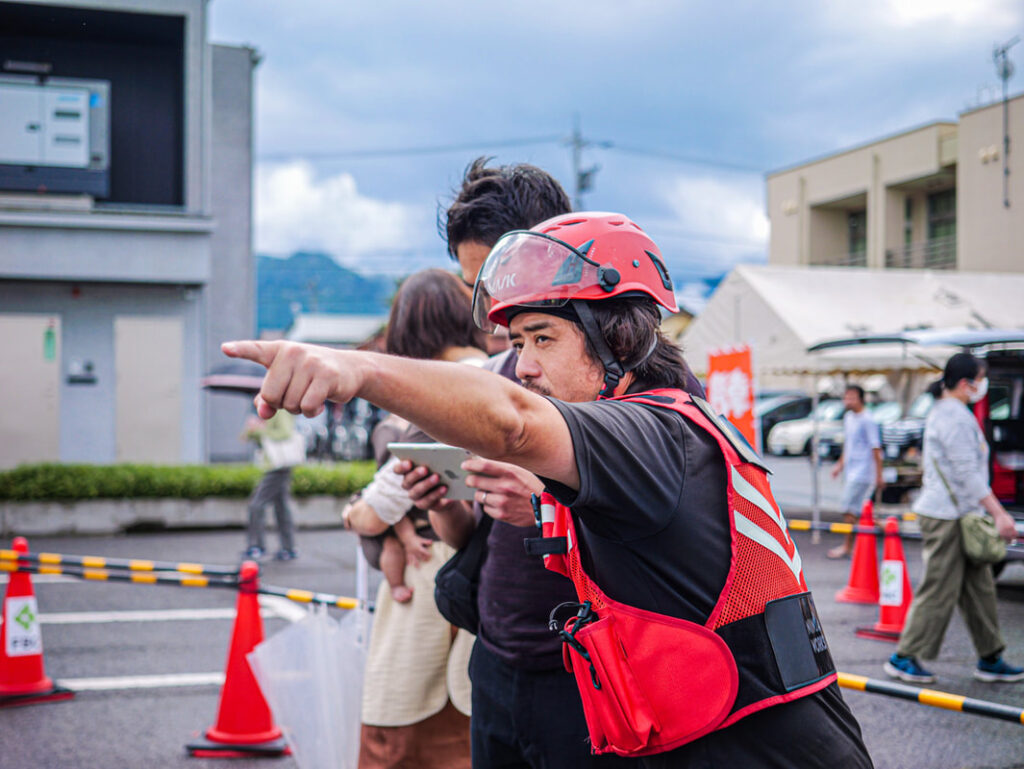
[468,640,633,769]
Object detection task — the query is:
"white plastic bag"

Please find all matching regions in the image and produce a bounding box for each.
[248,606,365,769]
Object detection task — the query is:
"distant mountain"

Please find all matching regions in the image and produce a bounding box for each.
[257,252,397,332]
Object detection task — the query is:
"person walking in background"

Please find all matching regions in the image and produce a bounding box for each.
[243,408,303,561]
[885,353,1022,684]
[829,384,883,558]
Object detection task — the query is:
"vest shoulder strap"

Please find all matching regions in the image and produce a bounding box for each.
[615,389,770,474]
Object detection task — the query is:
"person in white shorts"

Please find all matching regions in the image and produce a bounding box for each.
[829,385,883,558]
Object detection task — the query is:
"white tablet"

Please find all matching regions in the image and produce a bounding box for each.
[386,442,476,501]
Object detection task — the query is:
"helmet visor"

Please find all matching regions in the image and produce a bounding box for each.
[471,231,602,331]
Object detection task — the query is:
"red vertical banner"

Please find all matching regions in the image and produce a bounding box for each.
[707,345,757,450]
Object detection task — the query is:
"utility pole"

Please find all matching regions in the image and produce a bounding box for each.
[568,114,605,210]
[994,37,1019,208]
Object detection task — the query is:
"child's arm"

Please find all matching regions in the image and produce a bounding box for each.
[394,516,432,565]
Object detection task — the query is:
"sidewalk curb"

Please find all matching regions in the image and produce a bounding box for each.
[0,495,350,538]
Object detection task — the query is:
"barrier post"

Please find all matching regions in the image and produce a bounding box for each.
[856,516,913,642]
[835,499,880,604]
[0,537,74,708]
[186,560,289,758]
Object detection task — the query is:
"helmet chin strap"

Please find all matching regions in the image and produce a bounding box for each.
[571,300,657,399]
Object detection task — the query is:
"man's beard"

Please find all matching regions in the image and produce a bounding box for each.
[522,380,553,397]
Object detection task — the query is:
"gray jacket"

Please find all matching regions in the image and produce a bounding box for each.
[912,397,990,520]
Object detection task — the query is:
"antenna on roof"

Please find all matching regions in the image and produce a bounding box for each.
[993,36,1019,208]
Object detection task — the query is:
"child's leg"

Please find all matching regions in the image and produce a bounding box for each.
[380,534,413,603]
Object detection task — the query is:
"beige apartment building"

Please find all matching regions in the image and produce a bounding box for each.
[766,92,1023,272]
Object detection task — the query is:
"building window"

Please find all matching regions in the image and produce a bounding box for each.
[926,189,956,269]
[904,197,913,247]
[847,210,867,266]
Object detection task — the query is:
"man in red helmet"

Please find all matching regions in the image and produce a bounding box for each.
[223,212,872,767]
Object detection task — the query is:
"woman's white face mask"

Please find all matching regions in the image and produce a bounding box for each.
[969,376,989,404]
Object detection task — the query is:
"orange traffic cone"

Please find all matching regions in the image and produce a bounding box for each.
[186,561,289,758]
[856,517,913,642]
[835,499,880,604]
[0,537,74,708]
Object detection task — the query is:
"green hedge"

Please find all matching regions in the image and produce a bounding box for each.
[0,462,376,502]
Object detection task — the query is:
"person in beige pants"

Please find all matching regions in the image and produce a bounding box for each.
[885,353,1021,684]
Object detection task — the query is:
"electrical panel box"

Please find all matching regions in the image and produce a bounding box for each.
[0,75,111,197]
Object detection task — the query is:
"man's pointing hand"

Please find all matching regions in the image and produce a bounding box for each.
[222,340,358,421]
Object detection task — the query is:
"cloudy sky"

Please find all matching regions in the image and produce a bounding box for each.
[209,0,1021,306]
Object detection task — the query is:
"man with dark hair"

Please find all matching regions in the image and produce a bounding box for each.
[829,384,883,558]
[442,157,575,274]
[223,209,871,767]
[428,159,629,768]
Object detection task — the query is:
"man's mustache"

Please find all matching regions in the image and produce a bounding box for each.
[522,381,552,397]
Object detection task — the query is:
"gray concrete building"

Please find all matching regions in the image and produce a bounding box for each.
[0,0,258,467]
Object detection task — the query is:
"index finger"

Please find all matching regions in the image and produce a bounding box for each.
[222,340,279,368]
[461,457,513,477]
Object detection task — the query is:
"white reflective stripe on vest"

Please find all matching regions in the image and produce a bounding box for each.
[541,503,556,525]
[733,510,803,581]
[730,466,790,545]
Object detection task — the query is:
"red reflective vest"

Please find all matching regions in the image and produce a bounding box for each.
[537,389,836,757]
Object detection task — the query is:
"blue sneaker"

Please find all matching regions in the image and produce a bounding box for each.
[274,549,298,562]
[884,653,936,683]
[243,545,265,561]
[974,657,1024,683]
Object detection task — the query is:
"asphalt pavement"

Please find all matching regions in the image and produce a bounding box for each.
[3,458,1024,768]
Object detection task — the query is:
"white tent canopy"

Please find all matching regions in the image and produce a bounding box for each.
[286,313,388,347]
[680,265,1024,379]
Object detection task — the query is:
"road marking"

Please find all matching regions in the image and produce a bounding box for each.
[62,672,225,691]
[258,594,309,623]
[38,608,260,624]
[31,597,303,625]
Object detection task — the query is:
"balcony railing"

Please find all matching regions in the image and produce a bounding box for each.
[885,236,956,270]
[809,250,867,268]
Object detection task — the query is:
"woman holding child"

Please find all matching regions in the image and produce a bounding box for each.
[342,268,486,769]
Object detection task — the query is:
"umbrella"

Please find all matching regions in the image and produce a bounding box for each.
[201,359,266,395]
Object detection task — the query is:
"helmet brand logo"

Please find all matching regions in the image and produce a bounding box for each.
[492,272,517,292]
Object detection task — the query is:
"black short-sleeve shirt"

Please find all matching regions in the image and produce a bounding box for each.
[541,397,731,623]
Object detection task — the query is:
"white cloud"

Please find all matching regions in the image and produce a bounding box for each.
[675,282,712,314]
[879,0,1019,29]
[255,161,423,263]
[661,175,769,247]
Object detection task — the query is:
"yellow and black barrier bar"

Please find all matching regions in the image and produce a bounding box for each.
[256,583,360,610]
[787,520,923,540]
[0,560,239,590]
[3,557,363,610]
[0,548,240,577]
[838,672,1024,725]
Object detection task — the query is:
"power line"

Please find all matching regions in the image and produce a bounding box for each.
[258,135,563,162]
[607,144,762,173]
[257,128,765,174]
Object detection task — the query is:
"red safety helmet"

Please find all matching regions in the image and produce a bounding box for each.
[471,211,679,397]
[471,211,678,332]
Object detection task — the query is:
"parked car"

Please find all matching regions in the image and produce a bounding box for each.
[766,399,845,456]
[881,391,934,461]
[816,401,904,461]
[755,394,812,452]
[755,388,805,403]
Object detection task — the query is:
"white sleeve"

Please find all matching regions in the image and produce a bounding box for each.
[867,418,881,449]
[360,456,414,526]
